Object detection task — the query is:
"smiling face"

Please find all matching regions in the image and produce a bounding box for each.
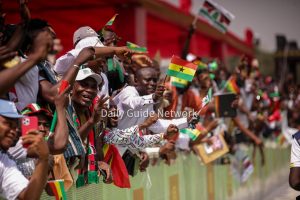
[72,77,99,108]
[135,68,158,96]
[0,116,20,151]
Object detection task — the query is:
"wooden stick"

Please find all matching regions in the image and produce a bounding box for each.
[163,74,168,83]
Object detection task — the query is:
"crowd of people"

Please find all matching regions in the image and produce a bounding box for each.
[0,1,299,199]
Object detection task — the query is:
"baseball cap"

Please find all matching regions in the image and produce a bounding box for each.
[21,103,53,119]
[73,26,99,46]
[76,68,103,85]
[0,99,23,118]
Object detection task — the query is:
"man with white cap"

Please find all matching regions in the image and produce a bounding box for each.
[71,68,112,187]
[0,99,49,200]
[54,26,134,98]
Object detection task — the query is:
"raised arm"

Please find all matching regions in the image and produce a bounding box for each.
[19,132,49,200]
[0,30,52,96]
[47,86,70,154]
[40,47,95,103]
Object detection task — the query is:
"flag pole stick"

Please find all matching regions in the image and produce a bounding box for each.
[163,75,168,83]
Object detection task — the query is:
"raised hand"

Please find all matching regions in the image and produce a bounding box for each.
[54,84,70,109]
[74,47,95,66]
[29,30,54,62]
[153,84,165,102]
[131,54,153,67]
[114,46,134,63]
[19,0,30,24]
[22,131,49,160]
[89,95,110,124]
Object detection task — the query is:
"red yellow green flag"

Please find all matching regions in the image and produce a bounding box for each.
[180,123,205,141]
[224,76,240,94]
[126,41,147,52]
[103,142,131,188]
[167,55,197,82]
[199,0,234,33]
[106,14,118,26]
[171,77,188,88]
[193,60,207,70]
[47,179,67,200]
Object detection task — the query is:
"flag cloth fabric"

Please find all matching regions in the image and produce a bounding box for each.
[201,88,212,108]
[167,55,197,82]
[224,76,240,94]
[180,123,205,141]
[126,41,147,52]
[199,0,234,33]
[171,77,188,88]
[105,14,118,26]
[107,57,125,83]
[103,137,131,188]
[193,60,207,70]
[47,179,67,200]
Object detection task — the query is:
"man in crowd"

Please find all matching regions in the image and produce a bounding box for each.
[71,68,112,186]
[0,99,49,200]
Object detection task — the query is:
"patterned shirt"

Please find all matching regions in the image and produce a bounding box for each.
[104,125,163,153]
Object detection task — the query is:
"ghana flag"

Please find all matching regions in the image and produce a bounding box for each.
[167,55,197,82]
[224,76,240,94]
[126,41,147,52]
[171,77,188,88]
[47,180,67,200]
[180,123,205,141]
[193,59,207,70]
[105,14,118,26]
[103,143,130,188]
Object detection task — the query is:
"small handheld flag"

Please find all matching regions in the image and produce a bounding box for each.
[107,57,125,83]
[180,123,205,141]
[47,80,69,140]
[105,14,118,26]
[126,41,147,52]
[167,55,197,82]
[224,76,240,94]
[202,88,212,108]
[103,143,131,188]
[47,179,67,200]
[199,0,235,33]
[193,60,207,70]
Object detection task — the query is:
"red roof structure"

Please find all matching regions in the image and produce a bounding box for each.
[4,0,254,59]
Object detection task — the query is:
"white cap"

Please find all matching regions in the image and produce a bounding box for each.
[76,68,102,85]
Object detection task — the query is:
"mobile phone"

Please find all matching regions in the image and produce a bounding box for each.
[21,116,38,148]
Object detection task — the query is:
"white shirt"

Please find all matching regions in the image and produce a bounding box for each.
[0,152,29,200]
[291,132,300,167]
[113,86,188,155]
[9,65,39,111]
[98,72,109,98]
[114,86,188,133]
[54,36,104,77]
